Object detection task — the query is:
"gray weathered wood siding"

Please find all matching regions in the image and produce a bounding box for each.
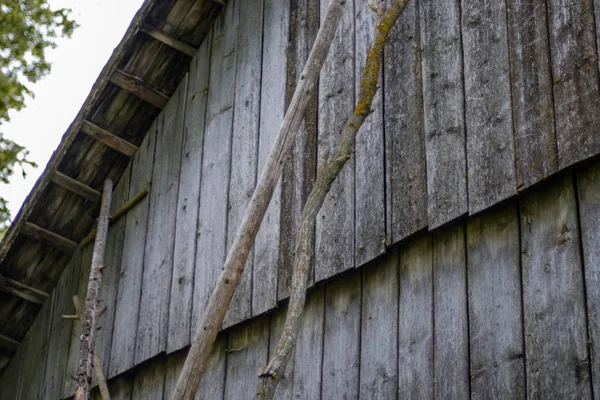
[3,0,600,395]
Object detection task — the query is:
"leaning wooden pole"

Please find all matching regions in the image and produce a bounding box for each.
[74,178,113,400]
[255,1,410,398]
[172,1,345,398]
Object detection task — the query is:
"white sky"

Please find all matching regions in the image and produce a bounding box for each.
[1,0,145,219]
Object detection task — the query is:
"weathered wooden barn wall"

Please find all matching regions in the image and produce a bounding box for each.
[2,0,600,396]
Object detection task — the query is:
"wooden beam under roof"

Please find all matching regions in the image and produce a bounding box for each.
[141,24,198,57]
[80,121,138,157]
[0,274,49,305]
[20,222,78,254]
[0,333,19,352]
[50,171,101,202]
[109,69,169,109]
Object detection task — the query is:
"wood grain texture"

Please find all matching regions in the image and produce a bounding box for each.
[109,119,157,377]
[322,272,361,399]
[224,0,263,328]
[506,0,557,189]
[292,287,325,399]
[131,356,166,400]
[384,0,427,244]
[419,0,467,228]
[224,316,270,399]
[576,163,600,400]
[548,0,600,169]
[135,77,186,365]
[192,0,238,333]
[520,174,592,399]
[268,304,295,400]
[462,0,516,214]
[106,376,133,400]
[315,0,355,282]
[253,0,290,317]
[467,203,525,399]
[354,0,386,263]
[433,223,469,399]
[0,335,24,399]
[360,252,398,399]
[398,234,433,399]
[168,35,211,354]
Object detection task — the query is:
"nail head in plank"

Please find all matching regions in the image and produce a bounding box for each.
[21,222,78,254]
[0,274,49,304]
[141,24,198,57]
[80,121,138,157]
[110,69,170,109]
[51,170,101,202]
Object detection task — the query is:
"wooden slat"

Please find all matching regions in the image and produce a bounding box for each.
[506,0,557,190]
[50,170,101,202]
[322,273,361,399]
[110,69,170,109]
[420,0,467,228]
[224,0,263,328]
[433,224,469,398]
[135,77,186,365]
[252,0,289,317]
[80,121,138,157]
[384,0,427,244]
[109,119,157,378]
[20,221,78,254]
[398,234,433,398]
[0,274,48,304]
[520,174,592,398]
[193,0,238,333]
[576,162,600,400]
[467,203,525,398]
[167,32,211,354]
[0,333,20,352]
[315,0,355,282]
[548,0,600,168]
[462,0,516,214]
[360,251,398,398]
[141,24,198,57]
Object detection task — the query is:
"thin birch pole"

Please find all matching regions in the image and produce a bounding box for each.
[74,178,113,400]
[172,1,346,398]
[255,1,410,398]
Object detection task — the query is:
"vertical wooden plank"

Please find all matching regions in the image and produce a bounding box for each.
[253,0,290,317]
[109,119,157,377]
[433,224,469,399]
[576,163,600,400]
[224,316,270,399]
[322,273,361,399]
[279,0,319,299]
[163,351,187,398]
[354,0,386,263]
[131,356,166,400]
[419,0,467,228]
[224,0,263,328]
[292,286,325,399]
[0,338,24,399]
[136,78,187,364]
[398,234,433,399]
[106,376,133,400]
[462,0,516,214]
[315,0,355,283]
[96,163,131,375]
[506,0,557,189]
[548,0,600,169]
[268,304,295,400]
[520,174,592,399]
[43,248,81,399]
[168,34,211,354]
[384,0,427,244]
[360,253,398,399]
[467,203,525,399]
[193,0,238,333]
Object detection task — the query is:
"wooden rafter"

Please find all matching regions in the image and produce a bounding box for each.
[20,222,78,254]
[141,24,197,57]
[80,121,138,157]
[51,171,101,202]
[0,333,19,352]
[110,69,169,109]
[0,274,48,305]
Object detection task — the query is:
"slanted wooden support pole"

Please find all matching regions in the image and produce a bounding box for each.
[0,333,20,352]
[141,24,197,57]
[0,274,49,304]
[51,171,101,202]
[80,121,138,157]
[110,69,169,109]
[74,179,112,400]
[21,222,78,254]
